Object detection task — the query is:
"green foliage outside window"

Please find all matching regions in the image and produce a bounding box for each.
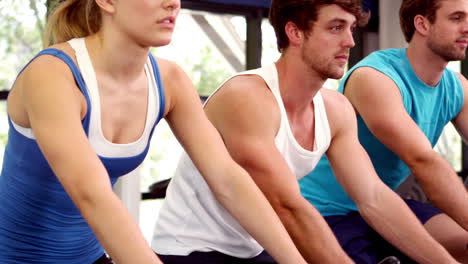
[0,0,46,90]
[189,46,231,96]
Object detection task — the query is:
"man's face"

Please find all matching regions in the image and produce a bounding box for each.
[427,0,468,61]
[300,4,356,80]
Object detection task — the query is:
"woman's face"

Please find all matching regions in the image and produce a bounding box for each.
[110,0,181,47]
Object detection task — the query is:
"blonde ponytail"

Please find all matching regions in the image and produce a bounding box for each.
[43,0,101,48]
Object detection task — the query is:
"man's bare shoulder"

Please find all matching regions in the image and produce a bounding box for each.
[456,72,468,87]
[351,66,388,77]
[320,88,357,138]
[321,88,351,112]
[221,74,271,95]
[346,66,395,89]
[205,73,280,136]
[209,74,277,109]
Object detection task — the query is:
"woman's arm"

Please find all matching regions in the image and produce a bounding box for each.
[17,55,161,264]
[160,59,306,264]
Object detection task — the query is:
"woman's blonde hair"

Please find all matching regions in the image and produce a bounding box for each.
[43,0,101,47]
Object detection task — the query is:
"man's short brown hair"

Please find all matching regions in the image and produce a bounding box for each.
[269,0,369,52]
[399,0,443,42]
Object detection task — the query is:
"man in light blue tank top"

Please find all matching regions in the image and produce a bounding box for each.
[300,0,468,262]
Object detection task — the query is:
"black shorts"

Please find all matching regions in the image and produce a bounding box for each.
[158,250,276,264]
[324,199,442,264]
[93,254,113,264]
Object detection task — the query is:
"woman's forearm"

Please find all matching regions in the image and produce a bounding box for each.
[71,185,162,264]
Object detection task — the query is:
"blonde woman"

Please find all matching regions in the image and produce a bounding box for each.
[0,0,306,263]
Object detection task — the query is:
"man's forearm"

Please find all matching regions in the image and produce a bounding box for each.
[412,155,468,230]
[358,186,455,264]
[275,202,353,264]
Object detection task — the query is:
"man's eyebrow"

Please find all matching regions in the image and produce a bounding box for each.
[448,10,467,17]
[326,18,357,25]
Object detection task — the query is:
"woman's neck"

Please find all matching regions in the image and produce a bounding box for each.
[86,32,149,83]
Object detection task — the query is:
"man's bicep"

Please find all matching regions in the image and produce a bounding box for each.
[452,73,468,142]
[344,68,433,165]
[223,122,302,200]
[205,80,303,203]
[204,78,279,164]
[214,107,303,206]
[344,68,405,132]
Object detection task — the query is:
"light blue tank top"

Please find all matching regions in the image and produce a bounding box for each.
[299,48,464,216]
[0,48,165,263]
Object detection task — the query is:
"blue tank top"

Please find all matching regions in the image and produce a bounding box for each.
[0,48,165,263]
[299,48,464,216]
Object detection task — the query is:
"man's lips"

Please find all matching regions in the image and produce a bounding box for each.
[456,39,468,48]
[335,55,349,62]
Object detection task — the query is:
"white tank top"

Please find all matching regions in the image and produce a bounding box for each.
[152,63,331,258]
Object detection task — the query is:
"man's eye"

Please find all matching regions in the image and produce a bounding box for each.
[331,25,342,31]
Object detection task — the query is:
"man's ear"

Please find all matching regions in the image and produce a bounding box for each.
[285,21,304,47]
[95,0,116,14]
[414,14,431,37]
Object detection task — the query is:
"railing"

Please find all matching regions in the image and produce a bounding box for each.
[0,91,8,100]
